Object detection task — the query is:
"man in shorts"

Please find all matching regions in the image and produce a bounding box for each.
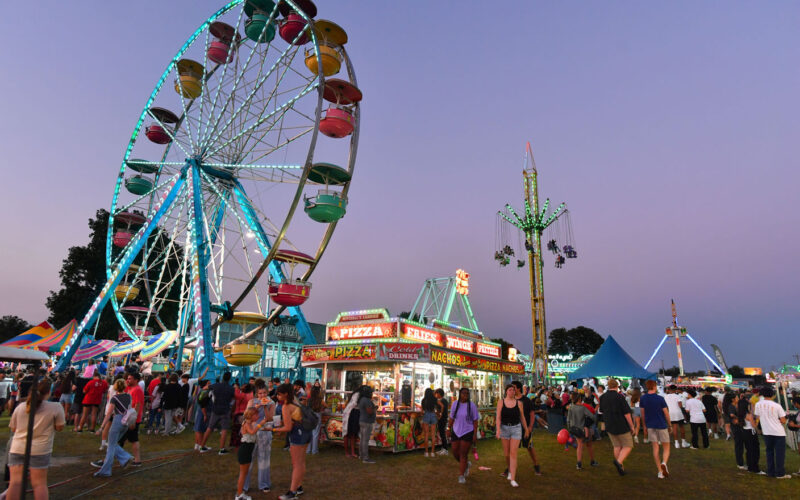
[120,372,144,466]
[598,378,634,476]
[640,380,672,478]
[201,371,235,455]
[513,381,541,475]
[664,385,690,448]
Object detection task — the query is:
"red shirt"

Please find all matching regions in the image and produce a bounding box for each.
[82,379,109,405]
[126,384,145,423]
[147,377,161,398]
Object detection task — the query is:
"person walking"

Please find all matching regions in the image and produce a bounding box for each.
[7,379,65,500]
[512,381,541,475]
[639,379,671,478]
[434,389,450,456]
[92,379,135,476]
[357,385,376,464]
[701,387,720,439]
[420,388,438,457]
[753,386,790,479]
[629,388,642,444]
[341,390,360,458]
[193,379,211,452]
[496,384,529,487]
[243,385,276,493]
[57,370,75,420]
[306,384,326,455]
[274,383,311,500]
[566,392,597,470]
[161,373,180,435]
[201,371,235,455]
[449,388,479,484]
[78,372,108,433]
[598,378,634,476]
[117,372,144,467]
[684,389,709,449]
[664,385,689,448]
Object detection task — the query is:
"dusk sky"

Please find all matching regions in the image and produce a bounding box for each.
[1,1,798,371]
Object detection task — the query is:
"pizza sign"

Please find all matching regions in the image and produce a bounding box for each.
[476,342,501,358]
[302,345,376,363]
[327,322,396,341]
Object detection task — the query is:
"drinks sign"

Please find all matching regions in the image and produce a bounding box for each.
[327,322,396,341]
[378,343,430,362]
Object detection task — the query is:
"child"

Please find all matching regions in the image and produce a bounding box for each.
[235,408,265,500]
[566,392,597,469]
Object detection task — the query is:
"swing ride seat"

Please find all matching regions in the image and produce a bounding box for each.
[304,189,346,222]
[125,176,154,195]
[114,285,140,301]
[223,339,263,367]
[304,44,341,76]
[145,124,171,144]
[173,59,204,99]
[244,0,276,18]
[126,158,159,174]
[319,107,354,138]
[268,279,311,307]
[113,230,133,248]
[245,14,276,43]
[279,13,310,45]
[323,79,362,105]
[115,212,146,226]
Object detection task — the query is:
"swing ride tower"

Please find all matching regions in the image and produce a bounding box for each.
[496,143,572,382]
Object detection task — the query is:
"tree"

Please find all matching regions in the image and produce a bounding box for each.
[490,338,514,360]
[727,365,745,378]
[398,311,427,324]
[0,315,32,343]
[548,326,604,358]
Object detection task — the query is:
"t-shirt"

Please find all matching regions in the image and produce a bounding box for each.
[110,393,132,416]
[450,400,479,437]
[437,397,450,422]
[754,399,786,436]
[684,398,706,424]
[0,380,12,399]
[664,393,684,421]
[518,396,534,427]
[178,383,190,408]
[19,375,35,399]
[210,382,235,415]
[701,394,718,416]
[126,384,145,423]
[82,379,109,405]
[82,365,97,378]
[147,377,162,398]
[598,390,631,435]
[640,393,668,429]
[9,401,66,455]
[358,396,376,424]
[162,383,180,410]
[97,362,108,376]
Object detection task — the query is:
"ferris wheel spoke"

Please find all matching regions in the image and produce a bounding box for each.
[246,126,315,167]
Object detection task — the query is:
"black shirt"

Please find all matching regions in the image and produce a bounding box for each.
[701,394,718,416]
[210,382,235,415]
[162,383,180,410]
[519,396,534,427]
[178,383,190,408]
[598,390,632,435]
[19,375,35,399]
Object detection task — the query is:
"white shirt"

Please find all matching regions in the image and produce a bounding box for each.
[684,398,706,424]
[664,393,684,421]
[754,399,786,436]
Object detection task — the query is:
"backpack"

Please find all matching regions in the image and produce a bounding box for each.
[122,407,138,427]
[299,403,319,431]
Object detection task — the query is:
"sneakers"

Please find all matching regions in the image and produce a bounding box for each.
[590,460,599,467]
[534,464,542,475]
[500,468,509,478]
[661,462,669,478]
[713,433,719,439]
[362,459,376,464]
[756,471,767,475]
[690,447,699,450]
[633,436,639,444]
[576,462,583,470]
[465,461,471,477]
[737,465,747,470]
[437,448,449,456]
[177,424,186,433]
[424,452,430,458]
[261,488,271,493]
[643,438,649,444]
[194,444,200,451]
[90,460,104,468]
[458,475,466,484]
[99,440,108,451]
[776,475,792,479]
[674,440,681,449]
[658,471,665,479]
[297,486,304,495]
[682,440,691,448]
[218,448,230,455]
[200,446,212,453]
[792,471,800,477]
[726,434,732,441]
[234,494,252,500]
[278,491,297,500]
[510,480,519,487]
[613,460,626,476]
[130,461,142,467]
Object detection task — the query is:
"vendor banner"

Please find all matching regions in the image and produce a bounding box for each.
[327,322,397,341]
[430,347,524,375]
[377,343,430,362]
[302,345,377,363]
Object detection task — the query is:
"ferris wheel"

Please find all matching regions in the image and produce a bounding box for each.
[57,0,362,374]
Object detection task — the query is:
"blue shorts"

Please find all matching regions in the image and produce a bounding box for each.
[289,424,312,445]
[193,408,208,433]
[422,411,437,425]
[59,393,74,405]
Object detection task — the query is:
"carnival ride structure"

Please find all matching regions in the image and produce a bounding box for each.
[642,300,725,376]
[408,269,478,331]
[495,143,576,382]
[56,0,362,378]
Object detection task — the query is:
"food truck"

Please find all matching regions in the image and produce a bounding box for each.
[300,309,525,452]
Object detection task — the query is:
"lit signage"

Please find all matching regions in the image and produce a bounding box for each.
[301,345,376,363]
[548,353,573,362]
[508,347,518,362]
[401,324,442,345]
[327,322,396,341]
[432,320,482,339]
[378,343,430,362]
[431,348,524,375]
[455,269,470,295]
[743,367,763,376]
[476,342,501,358]
[333,308,391,324]
[446,335,474,353]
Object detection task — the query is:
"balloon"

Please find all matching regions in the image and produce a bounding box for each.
[557,428,569,445]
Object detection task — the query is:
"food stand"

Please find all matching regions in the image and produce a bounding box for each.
[301,309,525,453]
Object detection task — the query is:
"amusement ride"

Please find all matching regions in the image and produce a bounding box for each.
[56,0,362,379]
[495,143,576,382]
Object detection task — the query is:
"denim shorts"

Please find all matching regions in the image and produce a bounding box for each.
[422,411,437,425]
[8,453,50,469]
[499,423,522,440]
[59,393,74,405]
[289,424,312,445]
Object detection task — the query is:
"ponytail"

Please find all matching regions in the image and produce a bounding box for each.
[27,379,52,414]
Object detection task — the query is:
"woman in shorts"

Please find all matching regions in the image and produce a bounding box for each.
[273,384,310,500]
[449,388,479,484]
[496,384,529,487]
[420,388,438,457]
[58,370,75,417]
[7,379,66,499]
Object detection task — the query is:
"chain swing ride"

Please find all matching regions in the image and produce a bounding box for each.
[495,143,576,381]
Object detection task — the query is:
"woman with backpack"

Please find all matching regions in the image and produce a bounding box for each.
[194,379,212,452]
[93,379,136,477]
[273,383,312,500]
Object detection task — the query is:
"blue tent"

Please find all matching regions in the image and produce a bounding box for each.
[569,335,656,381]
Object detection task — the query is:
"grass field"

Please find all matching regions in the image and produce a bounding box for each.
[2,417,798,499]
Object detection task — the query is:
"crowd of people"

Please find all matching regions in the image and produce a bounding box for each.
[1,359,798,499]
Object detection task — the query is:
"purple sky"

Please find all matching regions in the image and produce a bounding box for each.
[1,1,798,371]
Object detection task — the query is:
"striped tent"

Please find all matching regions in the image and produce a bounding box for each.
[22,320,78,354]
[72,340,117,362]
[140,330,179,360]
[109,339,146,357]
[1,322,55,347]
